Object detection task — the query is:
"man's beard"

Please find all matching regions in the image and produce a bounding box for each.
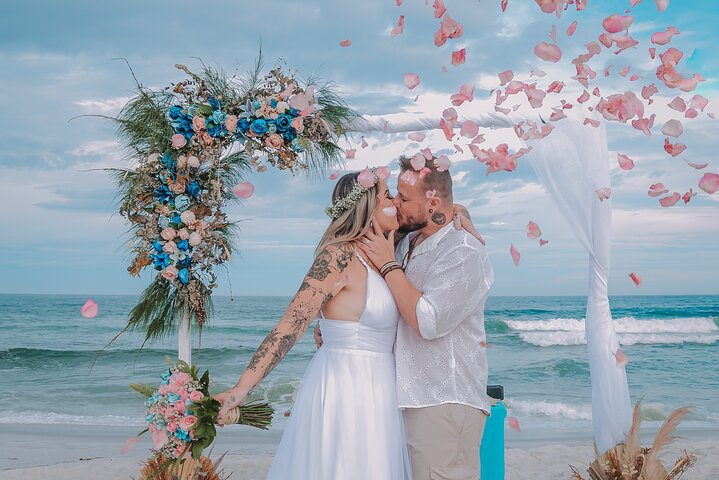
[397,216,428,234]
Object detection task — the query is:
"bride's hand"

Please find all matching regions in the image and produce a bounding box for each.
[214,386,249,426]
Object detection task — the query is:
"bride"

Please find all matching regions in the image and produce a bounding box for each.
[215,166,412,479]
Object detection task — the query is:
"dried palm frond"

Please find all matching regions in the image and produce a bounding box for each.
[139,454,229,480]
[570,402,696,480]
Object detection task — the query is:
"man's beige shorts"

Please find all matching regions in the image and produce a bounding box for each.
[404,403,488,480]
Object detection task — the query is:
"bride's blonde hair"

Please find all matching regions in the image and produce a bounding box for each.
[315,172,378,256]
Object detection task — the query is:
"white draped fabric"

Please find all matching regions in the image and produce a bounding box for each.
[346,107,632,452]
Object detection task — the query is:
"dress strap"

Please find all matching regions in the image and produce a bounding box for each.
[355,252,371,270]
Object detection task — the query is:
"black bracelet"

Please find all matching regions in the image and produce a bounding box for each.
[381,265,403,278]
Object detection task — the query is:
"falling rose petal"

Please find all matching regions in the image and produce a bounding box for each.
[501,0,508,11]
[524,83,547,108]
[661,119,683,137]
[329,171,340,180]
[510,244,521,266]
[632,114,655,136]
[434,155,451,171]
[439,118,453,141]
[604,65,612,77]
[539,239,549,246]
[450,84,474,106]
[649,47,657,59]
[654,0,669,12]
[441,66,448,73]
[698,173,719,194]
[421,147,434,160]
[400,170,417,186]
[578,91,591,103]
[526,221,542,239]
[641,84,658,104]
[619,66,631,78]
[685,108,698,119]
[396,0,402,5]
[549,25,557,43]
[682,188,696,204]
[345,148,357,159]
[651,26,680,45]
[617,153,635,170]
[499,69,514,86]
[376,166,391,181]
[390,15,405,37]
[382,206,398,217]
[663,138,686,156]
[659,192,681,207]
[685,160,708,170]
[603,14,634,34]
[410,153,426,171]
[357,168,375,188]
[403,73,420,90]
[435,13,464,46]
[80,299,98,319]
[361,138,368,149]
[433,0,447,18]
[629,0,642,6]
[688,95,709,112]
[584,118,601,127]
[454,144,464,153]
[419,167,431,179]
[593,87,602,97]
[121,437,142,454]
[648,183,669,197]
[630,74,642,82]
[508,416,521,432]
[596,187,612,201]
[709,113,716,120]
[615,349,629,367]
[426,189,437,199]
[534,42,562,63]
[547,81,565,93]
[443,108,458,123]
[451,48,466,66]
[531,69,547,78]
[629,272,642,287]
[339,39,352,47]
[408,132,426,142]
[232,181,254,199]
[460,120,479,138]
[567,21,578,36]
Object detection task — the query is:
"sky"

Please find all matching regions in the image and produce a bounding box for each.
[0,0,717,297]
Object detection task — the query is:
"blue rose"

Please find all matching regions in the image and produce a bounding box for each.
[252,100,261,110]
[158,216,169,231]
[276,114,292,132]
[270,98,277,108]
[168,106,194,139]
[162,153,175,169]
[170,212,181,226]
[283,127,297,142]
[178,268,189,285]
[268,123,277,134]
[209,96,223,111]
[167,393,181,404]
[162,370,171,383]
[151,252,170,270]
[288,107,299,117]
[186,181,200,197]
[251,118,268,135]
[291,138,305,153]
[178,255,191,268]
[238,118,250,133]
[176,429,191,441]
[152,240,164,253]
[176,239,189,251]
[169,106,183,119]
[174,195,190,212]
[153,186,174,204]
[206,110,227,137]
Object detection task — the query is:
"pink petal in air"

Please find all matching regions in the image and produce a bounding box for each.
[629,0,642,7]
[434,155,451,171]
[499,69,514,86]
[685,160,708,170]
[452,48,466,66]
[682,188,696,204]
[510,244,521,266]
[618,153,635,170]
[526,221,542,239]
[615,349,629,367]
[629,272,642,287]
[403,73,420,90]
[357,168,375,188]
[685,108,698,119]
[329,171,340,180]
[603,14,634,34]
[698,173,719,194]
[80,299,98,318]
[399,170,417,186]
[659,192,681,207]
[460,120,479,138]
[689,95,709,112]
[390,15,405,37]
[654,0,669,12]
[502,0,509,11]
[408,132,426,142]
[339,39,352,47]
[641,84,658,104]
[345,148,356,159]
[508,416,521,432]
[539,239,549,246]
[433,0,447,18]
[361,138,368,148]
[578,91,591,103]
[649,47,657,59]
[531,69,547,78]
[663,138,686,156]
[584,117,601,127]
[661,119,683,137]
[534,42,562,63]
[651,26,680,45]
[596,187,612,201]
[567,21,578,36]
[233,182,255,199]
[410,153,426,171]
[648,183,669,197]
[121,437,142,454]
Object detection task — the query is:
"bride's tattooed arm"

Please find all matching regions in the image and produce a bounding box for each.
[234,243,354,390]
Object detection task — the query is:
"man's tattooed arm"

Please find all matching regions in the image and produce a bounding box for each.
[234,243,354,390]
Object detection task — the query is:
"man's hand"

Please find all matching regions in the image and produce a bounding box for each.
[214,385,249,426]
[313,322,323,349]
[452,204,485,245]
[358,215,397,269]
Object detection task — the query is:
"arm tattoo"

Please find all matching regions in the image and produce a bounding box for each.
[431,211,447,226]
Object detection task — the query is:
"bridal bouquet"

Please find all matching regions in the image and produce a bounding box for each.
[102,55,354,344]
[130,358,273,476]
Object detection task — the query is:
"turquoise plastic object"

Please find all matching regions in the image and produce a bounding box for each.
[480,401,507,480]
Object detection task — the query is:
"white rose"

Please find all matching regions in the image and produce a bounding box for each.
[189,232,202,247]
[187,155,200,168]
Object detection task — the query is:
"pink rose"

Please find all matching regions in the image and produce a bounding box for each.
[178,228,190,240]
[180,415,197,431]
[167,421,178,432]
[225,115,238,133]
[189,390,203,402]
[265,133,284,149]
[151,429,169,449]
[161,266,179,280]
[357,167,375,188]
[171,134,187,149]
[162,241,178,254]
[160,228,177,241]
[174,372,190,386]
[267,111,279,120]
[188,232,202,247]
[290,117,304,133]
[158,385,169,395]
[187,155,200,168]
[174,401,187,414]
[180,211,196,226]
[192,116,206,132]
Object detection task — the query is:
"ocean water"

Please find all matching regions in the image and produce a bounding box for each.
[1,294,717,435]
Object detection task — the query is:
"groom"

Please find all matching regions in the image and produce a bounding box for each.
[358,155,494,480]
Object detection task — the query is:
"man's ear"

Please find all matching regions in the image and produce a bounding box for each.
[429,196,442,210]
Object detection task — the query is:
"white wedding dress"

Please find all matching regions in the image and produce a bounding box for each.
[266,254,412,480]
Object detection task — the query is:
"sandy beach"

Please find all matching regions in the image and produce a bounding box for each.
[2,424,717,480]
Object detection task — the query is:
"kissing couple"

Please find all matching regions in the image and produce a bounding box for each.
[216,153,494,480]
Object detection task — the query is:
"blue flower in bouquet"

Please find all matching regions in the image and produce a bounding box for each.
[267,122,277,134]
[176,239,189,251]
[186,181,201,197]
[152,241,164,253]
[208,96,223,111]
[291,138,305,153]
[170,212,181,226]
[151,252,171,270]
[178,268,189,285]
[276,114,292,132]
[162,153,175,169]
[161,370,172,384]
[206,110,227,137]
[283,127,297,142]
[270,98,277,108]
[252,100,261,111]
[146,414,155,423]
[154,186,174,204]
[289,107,300,117]
[158,216,170,229]
[251,118,268,135]
[169,105,194,139]
[178,255,191,269]
[167,393,181,404]
[237,118,250,134]
[176,429,191,442]
[174,195,191,212]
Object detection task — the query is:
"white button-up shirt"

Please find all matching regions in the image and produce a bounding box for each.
[394,223,494,412]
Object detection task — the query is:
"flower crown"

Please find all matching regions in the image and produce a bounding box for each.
[325,166,390,220]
